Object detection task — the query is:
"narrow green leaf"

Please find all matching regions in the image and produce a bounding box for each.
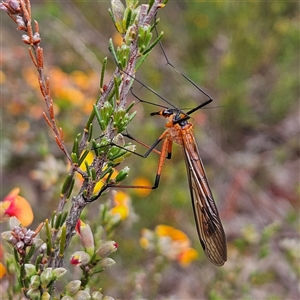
[66,178,75,199]
[72,133,81,157]
[71,152,78,164]
[108,8,115,24]
[24,244,36,263]
[100,57,108,90]
[125,8,132,30]
[114,166,130,183]
[85,109,96,131]
[94,103,108,132]
[142,31,164,56]
[108,38,121,68]
[59,225,67,257]
[99,166,113,180]
[60,211,68,225]
[50,211,56,228]
[85,160,92,177]
[92,139,100,157]
[91,168,97,181]
[87,123,93,142]
[45,220,52,256]
[61,174,74,195]
[35,254,43,269]
[126,101,135,113]
[54,212,62,230]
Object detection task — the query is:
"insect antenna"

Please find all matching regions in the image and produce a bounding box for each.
[123,68,179,110]
[109,46,179,111]
[155,25,213,102]
[130,88,169,110]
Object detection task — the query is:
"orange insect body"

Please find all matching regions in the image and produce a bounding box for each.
[166,118,192,146]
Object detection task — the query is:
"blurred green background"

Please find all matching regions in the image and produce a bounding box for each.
[1,0,299,299]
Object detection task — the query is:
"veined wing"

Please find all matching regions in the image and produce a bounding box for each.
[182,131,227,266]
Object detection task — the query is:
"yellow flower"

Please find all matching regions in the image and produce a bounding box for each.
[76,152,119,195]
[156,225,189,242]
[177,247,199,267]
[0,188,34,226]
[140,224,199,266]
[131,177,152,197]
[0,262,6,279]
[110,191,130,221]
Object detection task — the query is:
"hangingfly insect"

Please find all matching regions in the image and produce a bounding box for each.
[146,100,227,266]
[119,48,228,265]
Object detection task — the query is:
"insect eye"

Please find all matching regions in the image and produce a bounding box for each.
[162,109,173,117]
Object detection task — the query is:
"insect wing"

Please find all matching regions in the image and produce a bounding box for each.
[182,132,227,266]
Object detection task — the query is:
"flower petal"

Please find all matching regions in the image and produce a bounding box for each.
[156,225,190,242]
[1,188,33,226]
[178,248,199,267]
[0,262,6,279]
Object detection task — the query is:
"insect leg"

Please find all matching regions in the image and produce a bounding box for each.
[87,131,171,202]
